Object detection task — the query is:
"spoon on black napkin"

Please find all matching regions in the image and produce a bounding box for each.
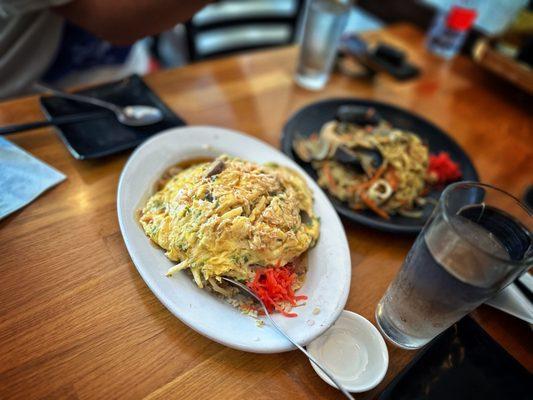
[0,82,164,135]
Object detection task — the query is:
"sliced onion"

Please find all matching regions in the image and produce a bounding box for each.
[307,138,330,160]
[292,137,313,162]
[367,179,393,204]
[209,278,231,296]
[398,209,424,218]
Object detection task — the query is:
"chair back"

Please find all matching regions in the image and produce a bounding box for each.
[186,0,305,61]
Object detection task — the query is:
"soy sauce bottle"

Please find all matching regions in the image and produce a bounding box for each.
[426,0,478,59]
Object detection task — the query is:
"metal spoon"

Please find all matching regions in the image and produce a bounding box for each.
[222,277,355,400]
[33,82,164,127]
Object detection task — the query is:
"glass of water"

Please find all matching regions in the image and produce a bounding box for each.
[376,182,532,350]
[295,0,351,90]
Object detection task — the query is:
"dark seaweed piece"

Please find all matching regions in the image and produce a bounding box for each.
[204,159,225,178]
[333,145,383,175]
[336,105,381,126]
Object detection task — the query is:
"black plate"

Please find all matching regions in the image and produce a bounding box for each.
[40,75,186,159]
[281,98,479,234]
[378,316,532,400]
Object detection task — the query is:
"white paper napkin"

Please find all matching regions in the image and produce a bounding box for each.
[0,137,66,219]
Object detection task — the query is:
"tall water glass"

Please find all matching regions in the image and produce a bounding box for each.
[295,0,351,90]
[376,182,532,349]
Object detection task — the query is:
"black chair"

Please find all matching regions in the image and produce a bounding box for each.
[185,0,305,61]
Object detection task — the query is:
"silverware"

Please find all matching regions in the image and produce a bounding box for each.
[222,277,355,400]
[33,82,164,127]
[0,112,109,136]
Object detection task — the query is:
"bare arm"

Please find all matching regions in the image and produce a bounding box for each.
[53,0,210,45]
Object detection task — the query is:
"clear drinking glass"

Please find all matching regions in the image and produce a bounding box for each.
[295,0,351,90]
[376,182,532,350]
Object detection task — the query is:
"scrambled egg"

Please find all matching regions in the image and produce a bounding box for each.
[139,155,320,288]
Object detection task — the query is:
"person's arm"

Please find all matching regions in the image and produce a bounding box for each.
[53,0,210,45]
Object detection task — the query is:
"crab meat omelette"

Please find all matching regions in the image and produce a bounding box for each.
[139,155,320,296]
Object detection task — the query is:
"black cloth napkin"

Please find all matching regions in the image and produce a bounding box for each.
[40,74,186,159]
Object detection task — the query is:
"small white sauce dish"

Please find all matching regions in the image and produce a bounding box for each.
[307,310,389,393]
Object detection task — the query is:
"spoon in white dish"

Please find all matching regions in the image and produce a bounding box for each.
[222,277,355,400]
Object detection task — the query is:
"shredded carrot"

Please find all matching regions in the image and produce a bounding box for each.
[246,263,306,318]
[385,168,398,190]
[348,162,388,194]
[360,192,390,220]
[347,162,389,197]
[323,162,337,191]
[362,163,388,188]
[347,182,364,194]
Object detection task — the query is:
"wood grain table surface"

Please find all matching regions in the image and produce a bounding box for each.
[1,24,532,400]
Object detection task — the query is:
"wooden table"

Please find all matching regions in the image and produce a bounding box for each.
[1,24,531,400]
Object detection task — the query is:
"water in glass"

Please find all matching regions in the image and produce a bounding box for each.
[376,184,532,349]
[295,0,350,90]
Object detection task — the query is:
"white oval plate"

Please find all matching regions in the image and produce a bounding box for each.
[117,126,351,353]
